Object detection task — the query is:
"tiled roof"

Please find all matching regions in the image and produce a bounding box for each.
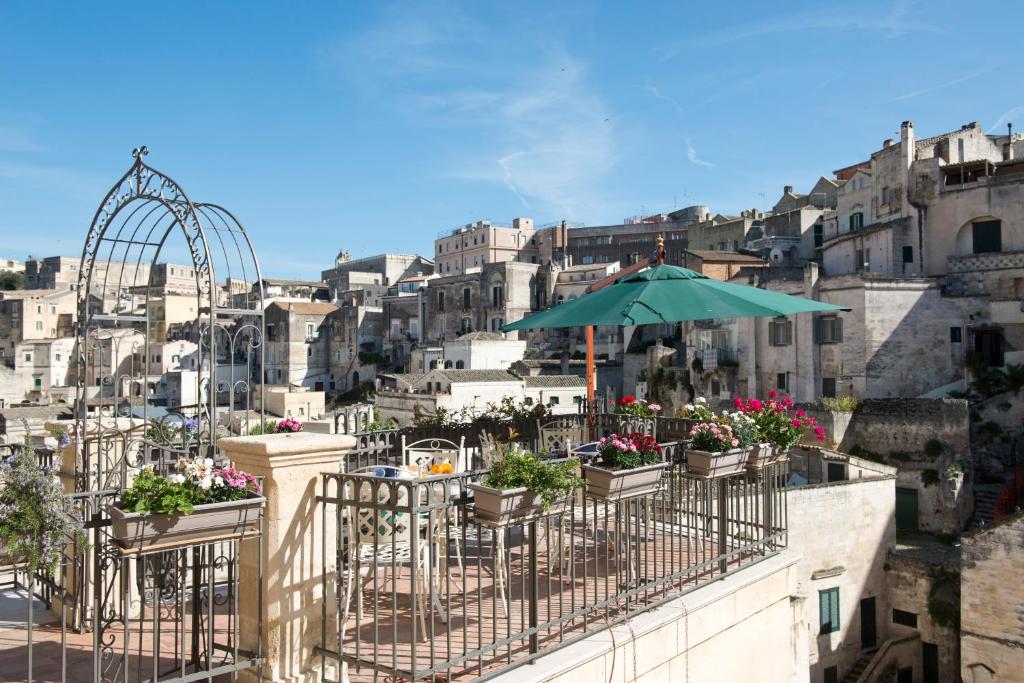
[269,301,338,315]
[523,375,586,388]
[383,373,425,386]
[453,331,505,341]
[436,369,518,383]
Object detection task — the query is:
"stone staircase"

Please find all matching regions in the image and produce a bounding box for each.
[842,650,876,683]
[972,483,1003,527]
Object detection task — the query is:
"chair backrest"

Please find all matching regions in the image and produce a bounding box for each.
[537,417,585,454]
[401,435,467,473]
[348,467,414,546]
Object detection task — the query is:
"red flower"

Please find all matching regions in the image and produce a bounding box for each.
[768,389,777,399]
[621,395,636,405]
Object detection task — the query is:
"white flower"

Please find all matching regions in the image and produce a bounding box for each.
[695,397,707,405]
[203,458,213,469]
[169,473,186,485]
[198,475,212,490]
[213,475,224,488]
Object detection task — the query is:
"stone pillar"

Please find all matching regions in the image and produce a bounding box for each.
[219,432,357,683]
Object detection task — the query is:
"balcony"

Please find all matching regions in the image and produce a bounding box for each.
[317,443,786,681]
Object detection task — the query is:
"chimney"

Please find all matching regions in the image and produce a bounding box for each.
[1008,123,1015,161]
[900,120,913,141]
[883,139,893,148]
[784,185,793,195]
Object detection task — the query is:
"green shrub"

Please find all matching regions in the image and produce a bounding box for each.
[924,439,944,458]
[482,449,583,509]
[818,396,858,412]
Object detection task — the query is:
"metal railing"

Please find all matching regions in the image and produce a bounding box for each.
[317,455,787,681]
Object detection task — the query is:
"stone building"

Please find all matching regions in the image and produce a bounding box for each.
[546,208,703,269]
[321,252,433,297]
[263,301,337,389]
[682,250,769,281]
[434,218,538,276]
[686,210,764,254]
[12,336,76,403]
[422,261,541,343]
[325,289,383,392]
[254,278,331,308]
[0,288,76,362]
[960,510,1024,682]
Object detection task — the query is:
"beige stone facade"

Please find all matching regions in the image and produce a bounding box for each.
[434,218,539,276]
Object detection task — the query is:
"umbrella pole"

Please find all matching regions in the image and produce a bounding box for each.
[586,324,596,440]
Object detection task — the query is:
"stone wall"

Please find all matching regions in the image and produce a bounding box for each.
[886,554,961,679]
[806,399,970,457]
[787,473,896,681]
[960,510,1024,681]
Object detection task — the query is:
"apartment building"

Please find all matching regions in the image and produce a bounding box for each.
[13,337,76,402]
[0,288,76,362]
[263,301,337,389]
[321,252,433,297]
[434,218,539,275]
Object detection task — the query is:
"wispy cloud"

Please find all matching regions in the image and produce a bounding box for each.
[988,104,1024,133]
[893,69,989,101]
[328,10,616,219]
[0,126,41,152]
[645,83,684,114]
[685,138,713,168]
[654,1,939,58]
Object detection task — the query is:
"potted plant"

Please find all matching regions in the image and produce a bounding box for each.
[735,392,826,465]
[109,458,264,551]
[720,409,767,470]
[0,443,85,572]
[582,432,670,501]
[469,435,582,526]
[684,421,747,478]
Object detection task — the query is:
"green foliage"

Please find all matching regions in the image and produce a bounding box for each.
[120,460,257,515]
[0,270,24,291]
[817,396,858,412]
[848,445,885,464]
[244,420,278,435]
[927,568,961,630]
[0,430,85,572]
[120,468,195,515]
[924,438,945,458]
[966,355,1024,398]
[358,351,387,365]
[482,450,583,509]
[597,433,662,470]
[921,469,941,487]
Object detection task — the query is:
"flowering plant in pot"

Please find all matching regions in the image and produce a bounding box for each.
[110,457,264,550]
[684,421,747,478]
[584,432,669,501]
[617,395,660,417]
[0,439,84,572]
[470,434,582,526]
[677,396,715,421]
[735,391,826,463]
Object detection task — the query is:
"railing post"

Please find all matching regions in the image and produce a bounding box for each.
[717,478,729,575]
[219,432,357,683]
[528,520,539,657]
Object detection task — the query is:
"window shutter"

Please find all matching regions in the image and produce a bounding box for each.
[836,317,843,342]
[813,317,822,343]
[830,591,840,632]
[784,321,793,345]
[819,592,830,633]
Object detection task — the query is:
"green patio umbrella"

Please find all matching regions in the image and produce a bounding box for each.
[502,259,849,419]
[503,263,848,331]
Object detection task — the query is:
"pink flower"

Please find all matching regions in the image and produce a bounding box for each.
[795,408,805,418]
[734,397,744,410]
[768,389,777,399]
[790,418,802,428]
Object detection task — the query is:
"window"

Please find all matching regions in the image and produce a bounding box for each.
[24,352,31,362]
[492,285,503,307]
[455,360,465,369]
[35,321,43,331]
[50,305,56,315]
[491,318,503,331]
[824,666,838,683]
[462,288,471,309]
[34,376,42,388]
[461,317,472,333]
[822,378,837,398]
[893,609,917,628]
[306,323,316,340]
[902,246,914,264]
[815,316,843,344]
[769,319,792,346]
[548,396,560,405]
[827,462,846,482]
[950,327,962,344]
[814,224,824,248]
[777,373,788,391]
[55,353,61,362]
[819,588,840,634]
[849,212,864,231]
[437,290,444,311]
[972,220,1002,254]
[882,186,891,205]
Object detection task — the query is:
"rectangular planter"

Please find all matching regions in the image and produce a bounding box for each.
[582,461,671,501]
[109,492,265,552]
[684,447,748,479]
[745,443,777,470]
[468,483,571,527]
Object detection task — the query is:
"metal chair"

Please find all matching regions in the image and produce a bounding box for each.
[401,436,466,474]
[537,417,585,456]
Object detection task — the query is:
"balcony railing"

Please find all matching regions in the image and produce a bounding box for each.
[317,450,787,681]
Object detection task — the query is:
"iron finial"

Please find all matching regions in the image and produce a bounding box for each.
[132,145,149,160]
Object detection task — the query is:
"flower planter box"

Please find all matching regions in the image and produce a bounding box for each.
[685,447,748,479]
[468,483,571,527]
[582,461,671,501]
[745,443,777,470]
[109,492,264,551]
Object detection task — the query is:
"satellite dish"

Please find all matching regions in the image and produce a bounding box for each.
[769,248,784,263]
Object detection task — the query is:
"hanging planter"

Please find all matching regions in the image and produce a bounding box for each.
[109,460,263,551]
[583,432,669,501]
[745,442,778,470]
[684,421,748,479]
[471,439,581,527]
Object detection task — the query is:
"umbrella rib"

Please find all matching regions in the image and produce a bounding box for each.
[623,298,669,324]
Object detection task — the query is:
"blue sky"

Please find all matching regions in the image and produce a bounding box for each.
[1,1,1022,278]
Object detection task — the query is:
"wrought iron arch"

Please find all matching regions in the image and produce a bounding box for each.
[74,147,265,491]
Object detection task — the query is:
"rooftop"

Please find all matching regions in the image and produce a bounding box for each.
[268,301,338,315]
[522,375,586,388]
[686,250,770,264]
[435,369,518,383]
